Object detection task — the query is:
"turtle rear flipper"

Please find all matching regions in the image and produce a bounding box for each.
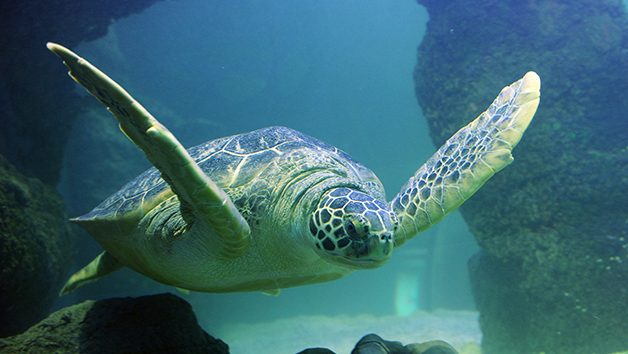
[60,251,124,295]
[392,72,540,246]
[47,43,251,259]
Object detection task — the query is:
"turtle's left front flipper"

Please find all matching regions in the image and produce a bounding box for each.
[47,43,250,259]
[392,72,540,247]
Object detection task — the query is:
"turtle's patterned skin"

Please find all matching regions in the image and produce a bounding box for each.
[310,188,395,260]
[47,43,540,296]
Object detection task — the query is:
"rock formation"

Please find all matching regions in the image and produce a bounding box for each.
[0,0,167,337]
[0,155,76,337]
[0,293,229,354]
[414,0,628,353]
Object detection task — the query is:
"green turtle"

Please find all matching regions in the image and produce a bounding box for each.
[47,43,540,296]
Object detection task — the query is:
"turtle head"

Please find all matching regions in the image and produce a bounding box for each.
[308,188,397,269]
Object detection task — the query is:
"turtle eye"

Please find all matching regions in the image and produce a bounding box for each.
[345,219,360,239]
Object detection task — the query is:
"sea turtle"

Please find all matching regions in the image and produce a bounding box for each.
[48,43,540,296]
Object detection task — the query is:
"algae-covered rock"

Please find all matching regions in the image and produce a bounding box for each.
[415,0,628,353]
[0,293,229,354]
[0,154,77,337]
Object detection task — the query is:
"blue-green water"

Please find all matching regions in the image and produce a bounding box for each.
[54,0,480,335]
[0,0,620,351]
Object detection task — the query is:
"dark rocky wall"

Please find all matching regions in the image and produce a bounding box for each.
[0,155,76,338]
[415,0,628,353]
[0,0,168,338]
[0,0,166,186]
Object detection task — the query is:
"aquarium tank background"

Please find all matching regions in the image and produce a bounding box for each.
[1,0,628,353]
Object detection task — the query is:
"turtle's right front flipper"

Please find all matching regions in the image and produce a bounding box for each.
[391,72,540,247]
[47,43,250,259]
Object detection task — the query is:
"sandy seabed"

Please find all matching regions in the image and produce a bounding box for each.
[215,310,482,354]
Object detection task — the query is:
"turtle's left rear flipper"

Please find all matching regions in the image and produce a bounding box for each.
[47,43,250,259]
[60,251,124,295]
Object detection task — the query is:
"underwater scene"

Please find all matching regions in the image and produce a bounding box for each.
[1,0,628,353]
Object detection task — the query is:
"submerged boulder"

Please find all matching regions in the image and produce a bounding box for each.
[0,293,229,354]
[297,333,458,354]
[415,0,628,353]
[0,154,77,338]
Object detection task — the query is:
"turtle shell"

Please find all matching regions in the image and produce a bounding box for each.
[73,126,383,237]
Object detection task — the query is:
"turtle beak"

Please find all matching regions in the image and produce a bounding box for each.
[334,233,393,269]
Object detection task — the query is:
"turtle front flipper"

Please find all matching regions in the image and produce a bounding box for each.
[48,43,251,259]
[391,72,540,247]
